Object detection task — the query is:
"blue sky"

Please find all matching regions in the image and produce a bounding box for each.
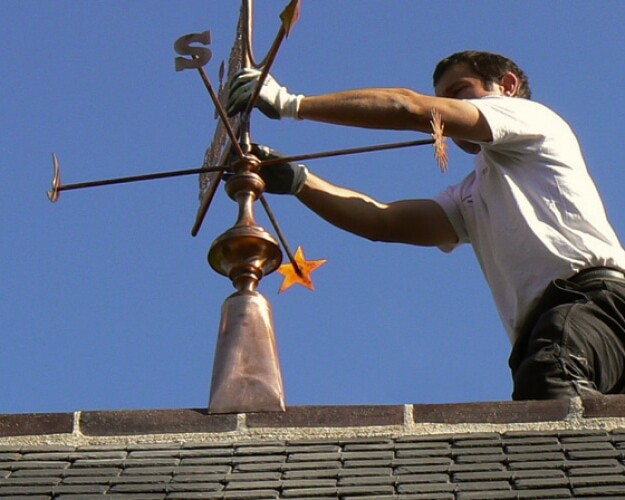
[3,1,625,414]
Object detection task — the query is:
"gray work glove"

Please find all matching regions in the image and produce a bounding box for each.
[251,144,309,194]
[227,68,304,120]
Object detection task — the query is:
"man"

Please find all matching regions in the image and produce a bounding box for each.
[228,50,625,400]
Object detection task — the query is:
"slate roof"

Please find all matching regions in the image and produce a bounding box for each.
[2,397,625,498]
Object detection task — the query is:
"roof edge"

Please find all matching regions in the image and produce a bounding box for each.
[2,397,625,445]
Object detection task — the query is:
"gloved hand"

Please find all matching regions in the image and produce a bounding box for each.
[227,68,304,120]
[251,144,309,194]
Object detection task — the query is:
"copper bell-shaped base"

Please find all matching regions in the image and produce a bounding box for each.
[207,156,286,413]
[209,290,285,413]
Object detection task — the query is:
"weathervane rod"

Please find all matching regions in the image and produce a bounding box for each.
[243,0,300,118]
[48,137,438,201]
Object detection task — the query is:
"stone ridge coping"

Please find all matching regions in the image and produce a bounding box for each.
[1,396,625,445]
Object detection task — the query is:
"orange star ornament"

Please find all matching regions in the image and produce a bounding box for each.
[277,246,327,293]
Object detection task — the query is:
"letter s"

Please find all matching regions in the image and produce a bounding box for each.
[174,31,212,71]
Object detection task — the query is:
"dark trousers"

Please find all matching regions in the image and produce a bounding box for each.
[509,268,625,400]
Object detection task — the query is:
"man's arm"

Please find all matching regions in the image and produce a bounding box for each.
[298,88,492,143]
[227,71,492,143]
[297,172,458,247]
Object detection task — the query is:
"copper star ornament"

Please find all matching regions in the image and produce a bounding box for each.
[277,246,327,293]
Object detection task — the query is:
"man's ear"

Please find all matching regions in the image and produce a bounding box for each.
[500,71,520,96]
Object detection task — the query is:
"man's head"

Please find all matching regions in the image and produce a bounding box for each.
[433,50,531,99]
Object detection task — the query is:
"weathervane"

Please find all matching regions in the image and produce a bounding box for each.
[47,0,447,413]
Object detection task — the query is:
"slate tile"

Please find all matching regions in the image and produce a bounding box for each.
[338,466,393,477]
[180,457,230,466]
[506,444,563,454]
[396,448,451,459]
[453,434,503,445]
[279,460,341,471]
[516,490,572,499]
[394,441,451,450]
[11,467,69,477]
[512,469,566,480]
[0,476,61,486]
[572,484,625,496]
[52,484,110,494]
[72,458,126,468]
[342,440,394,451]
[513,476,570,490]
[562,458,620,470]
[109,482,168,493]
[337,475,396,486]
[232,456,285,465]
[279,478,337,489]
[284,444,340,454]
[128,443,182,451]
[337,484,395,496]
[568,465,625,476]
[80,408,237,435]
[393,457,452,468]
[503,436,559,445]
[453,470,512,482]
[287,452,341,462]
[455,480,511,491]
[123,466,178,476]
[454,453,507,464]
[61,475,114,485]
[395,494,454,500]
[563,441,615,452]
[226,471,281,481]
[282,468,338,479]
[0,485,54,495]
[180,441,236,450]
[165,481,223,492]
[343,458,394,468]
[281,486,338,497]
[456,491,518,500]
[173,465,231,475]
[125,458,180,468]
[11,460,70,470]
[397,482,454,494]
[452,447,505,457]
[449,462,505,473]
[560,432,610,443]
[508,460,567,471]
[396,473,449,484]
[341,450,394,461]
[232,462,286,473]
[566,449,622,460]
[171,473,225,484]
[394,464,450,475]
[506,452,565,463]
[456,492,517,500]
[569,475,625,487]
[234,445,285,455]
[503,430,559,439]
[395,434,455,443]
[109,474,172,485]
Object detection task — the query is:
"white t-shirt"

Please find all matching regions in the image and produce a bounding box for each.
[434,96,625,343]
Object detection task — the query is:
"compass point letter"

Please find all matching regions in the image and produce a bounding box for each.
[174,31,212,71]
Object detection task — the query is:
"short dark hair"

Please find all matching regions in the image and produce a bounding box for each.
[433,50,532,99]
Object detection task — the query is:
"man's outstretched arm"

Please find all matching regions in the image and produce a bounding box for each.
[297,172,458,247]
[227,70,492,143]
